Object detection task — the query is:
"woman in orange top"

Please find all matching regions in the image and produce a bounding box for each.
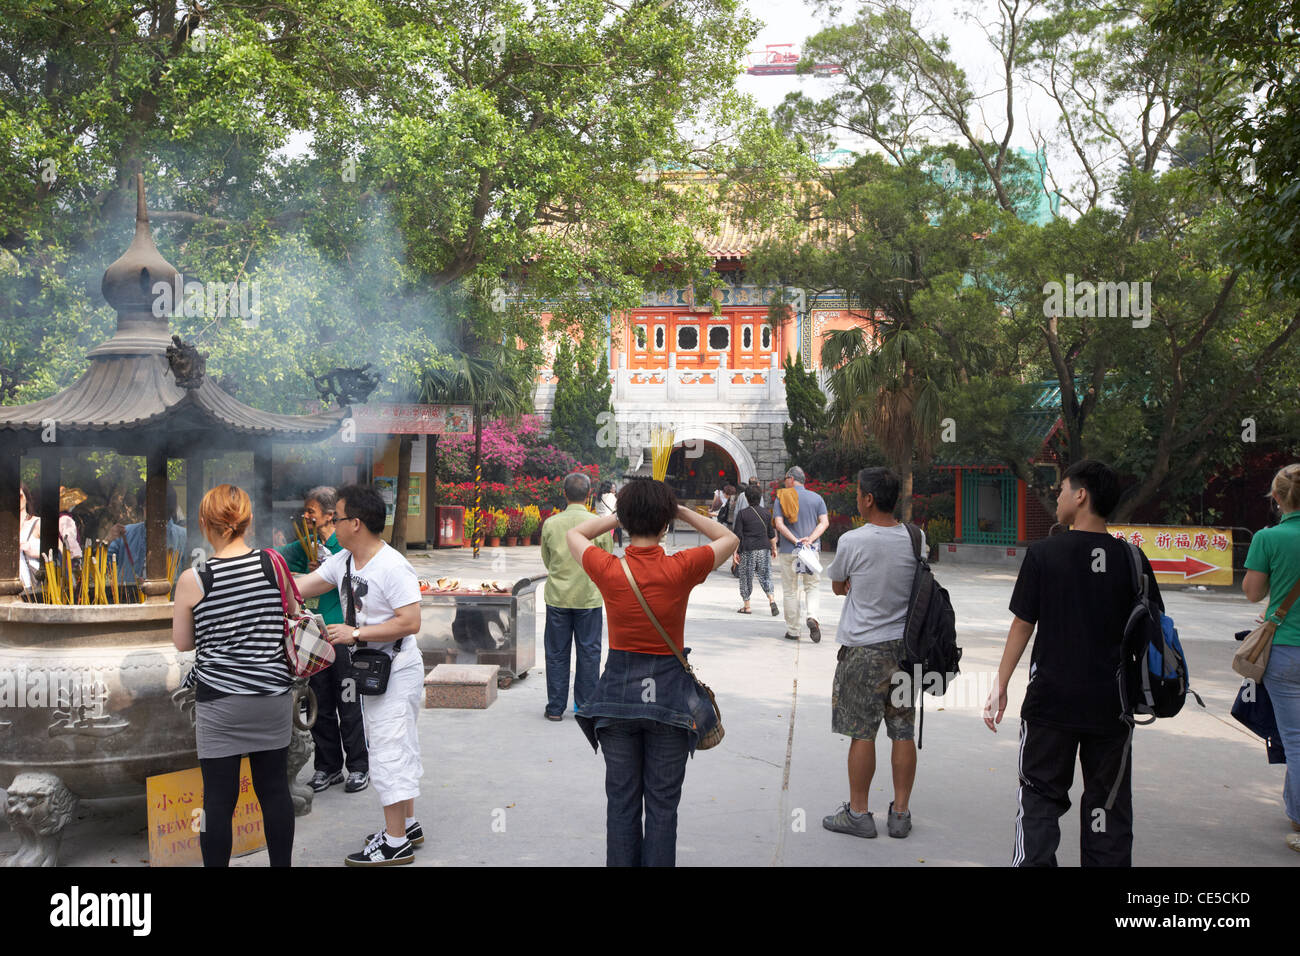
[567,478,738,866]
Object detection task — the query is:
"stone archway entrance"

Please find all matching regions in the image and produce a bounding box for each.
[669,423,758,488]
[667,441,737,500]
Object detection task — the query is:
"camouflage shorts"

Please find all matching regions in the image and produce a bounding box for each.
[831,638,915,741]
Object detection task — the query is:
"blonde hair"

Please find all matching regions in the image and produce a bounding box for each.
[199,484,252,540]
[1271,464,1300,513]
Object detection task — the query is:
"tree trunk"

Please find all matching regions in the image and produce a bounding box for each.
[391,434,413,554]
[898,460,914,523]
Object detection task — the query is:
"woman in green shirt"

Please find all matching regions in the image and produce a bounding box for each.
[1244,464,1300,849]
[277,486,369,794]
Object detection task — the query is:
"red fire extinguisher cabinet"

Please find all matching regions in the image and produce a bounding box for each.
[434,506,465,547]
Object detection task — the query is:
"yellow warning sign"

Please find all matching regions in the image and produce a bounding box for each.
[146,759,266,866]
[1108,525,1233,586]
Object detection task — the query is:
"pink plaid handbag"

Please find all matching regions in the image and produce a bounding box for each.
[265,549,336,678]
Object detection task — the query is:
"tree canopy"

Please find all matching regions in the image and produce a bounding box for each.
[0,0,775,410]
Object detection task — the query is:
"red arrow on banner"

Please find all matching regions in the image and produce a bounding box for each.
[1147,555,1219,579]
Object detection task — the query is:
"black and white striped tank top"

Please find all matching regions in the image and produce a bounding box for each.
[192,551,292,696]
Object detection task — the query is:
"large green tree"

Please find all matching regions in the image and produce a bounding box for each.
[751,151,1009,521]
[781,353,827,467]
[548,335,615,474]
[0,0,776,410]
[1152,0,1300,293]
[766,0,1300,523]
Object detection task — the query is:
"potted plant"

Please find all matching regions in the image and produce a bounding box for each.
[505,508,524,546]
[488,508,507,547]
[462,508,478,548]
[521,505,541,544]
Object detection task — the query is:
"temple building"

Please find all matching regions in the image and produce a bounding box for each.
[531,266,871,497]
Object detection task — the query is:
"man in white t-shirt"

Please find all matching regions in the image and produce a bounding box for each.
[297,484,424,867]
[822,467,923,842]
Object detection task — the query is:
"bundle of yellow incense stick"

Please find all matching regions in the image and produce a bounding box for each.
[292,518,320,560]
[23,539,136,606]
[650,427,675,481]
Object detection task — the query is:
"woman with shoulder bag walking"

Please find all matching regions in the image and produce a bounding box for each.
[735,484,779,616]
[171,484,297,867]
[1243,463,1300,851]
[567,479,738,866]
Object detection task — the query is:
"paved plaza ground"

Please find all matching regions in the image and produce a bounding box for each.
[6,538,1294,867]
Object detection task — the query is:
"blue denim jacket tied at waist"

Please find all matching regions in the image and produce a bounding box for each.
[576,649,704,756]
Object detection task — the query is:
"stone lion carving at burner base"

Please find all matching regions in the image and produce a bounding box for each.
[287,725,315,817]
[287,680,315,816]
[2,772,78,867]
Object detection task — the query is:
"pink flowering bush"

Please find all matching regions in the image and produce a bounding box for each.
[436,415,544,478]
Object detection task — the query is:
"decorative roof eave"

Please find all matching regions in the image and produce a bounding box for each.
[0,353,349,443]
[0,174,348,449]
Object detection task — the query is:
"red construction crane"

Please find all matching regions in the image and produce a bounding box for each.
[745,43,843,77]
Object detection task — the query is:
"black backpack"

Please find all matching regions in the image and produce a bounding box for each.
[899,523,961,749]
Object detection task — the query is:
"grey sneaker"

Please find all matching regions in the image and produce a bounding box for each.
[887,801,912,838]
[822,802,877,838]
[310,770,344,793]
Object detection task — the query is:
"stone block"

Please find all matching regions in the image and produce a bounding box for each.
[424,663,500,709]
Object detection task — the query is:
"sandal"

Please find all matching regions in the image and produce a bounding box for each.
[737,607,752,614]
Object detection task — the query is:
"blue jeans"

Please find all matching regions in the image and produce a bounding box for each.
[544,606,603,717]
[595,718,690,866]
[1264,644,1300,823]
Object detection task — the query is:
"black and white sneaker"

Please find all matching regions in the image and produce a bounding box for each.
[344,771,370,793]
[364,821,424,848]
[345,831,414,867]
[310,770,345,793]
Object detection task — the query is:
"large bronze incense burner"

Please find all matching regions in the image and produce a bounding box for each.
[0,175,347,865]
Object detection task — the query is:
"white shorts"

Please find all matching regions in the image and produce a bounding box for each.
[360,640,424,806]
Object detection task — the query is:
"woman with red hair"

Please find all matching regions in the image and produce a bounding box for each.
[171,484,296,866]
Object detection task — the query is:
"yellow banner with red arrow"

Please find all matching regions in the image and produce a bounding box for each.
[1108,525,1233,586]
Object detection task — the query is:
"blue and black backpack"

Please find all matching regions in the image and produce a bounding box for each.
[1105,541,1203,808]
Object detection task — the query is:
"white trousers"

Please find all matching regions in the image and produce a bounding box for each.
[778,552,821,636]
[360,642,424,806]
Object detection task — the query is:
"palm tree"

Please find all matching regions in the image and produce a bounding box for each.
[821,323,946,522]
[419,334,534,558]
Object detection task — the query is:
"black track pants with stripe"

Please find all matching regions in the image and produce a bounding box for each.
[1013,719,1133,867]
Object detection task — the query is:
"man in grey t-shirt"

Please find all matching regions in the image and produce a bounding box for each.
[822,467,922,842]
[773,466,830,642]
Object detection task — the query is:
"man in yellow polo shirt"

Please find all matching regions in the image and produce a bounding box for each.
[539,473,614,721]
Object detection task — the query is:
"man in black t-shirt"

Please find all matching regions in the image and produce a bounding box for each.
[984,459,1163,866]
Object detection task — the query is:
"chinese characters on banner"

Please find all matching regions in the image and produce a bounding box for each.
[351,404,473,435]
[146,760,266,866]
[1108,525,1233,586]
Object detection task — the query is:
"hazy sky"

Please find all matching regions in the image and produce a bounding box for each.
[737,0,1071,156]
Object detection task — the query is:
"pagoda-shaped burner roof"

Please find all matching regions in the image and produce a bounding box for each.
[0,174,347,452]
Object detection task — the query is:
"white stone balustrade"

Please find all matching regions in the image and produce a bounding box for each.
[608,352,785,407]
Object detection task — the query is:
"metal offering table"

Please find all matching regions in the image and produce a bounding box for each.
[415,575,543,687]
